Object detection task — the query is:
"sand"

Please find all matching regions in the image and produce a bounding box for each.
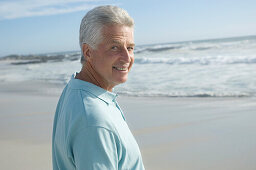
[0,81,256,170]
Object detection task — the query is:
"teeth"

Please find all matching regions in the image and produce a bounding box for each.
[113,66,127,71]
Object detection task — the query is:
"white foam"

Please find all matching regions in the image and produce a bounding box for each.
[1,36,256,97]
[135,55,256,65]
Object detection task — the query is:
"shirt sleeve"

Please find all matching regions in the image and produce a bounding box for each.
[71,126,119,170]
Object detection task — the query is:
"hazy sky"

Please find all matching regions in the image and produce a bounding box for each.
[0,0,256,56]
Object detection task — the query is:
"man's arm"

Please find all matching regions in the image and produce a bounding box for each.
[71,126,119,170]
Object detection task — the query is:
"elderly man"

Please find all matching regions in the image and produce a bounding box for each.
[52,5,145,170]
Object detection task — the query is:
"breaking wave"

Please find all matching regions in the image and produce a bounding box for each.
[116,91,254,98]
[135,56,256,65]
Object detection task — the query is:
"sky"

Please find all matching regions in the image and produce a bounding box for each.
[0,0,256,57]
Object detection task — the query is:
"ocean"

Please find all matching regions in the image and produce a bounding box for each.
[0,35,255,97]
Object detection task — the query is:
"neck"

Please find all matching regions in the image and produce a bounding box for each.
[75,62,114,91]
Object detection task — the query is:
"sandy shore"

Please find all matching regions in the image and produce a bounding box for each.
[0,81,256,170]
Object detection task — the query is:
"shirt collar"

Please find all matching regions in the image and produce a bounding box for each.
[68,72,118,104]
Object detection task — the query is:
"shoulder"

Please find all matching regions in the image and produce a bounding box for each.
[61,86,115,131]
[57,80,119,136]
[79,89,115,130]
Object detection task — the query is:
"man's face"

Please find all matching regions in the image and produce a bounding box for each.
[88,24,135,88]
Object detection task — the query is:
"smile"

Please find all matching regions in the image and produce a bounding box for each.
[112,66,128,71]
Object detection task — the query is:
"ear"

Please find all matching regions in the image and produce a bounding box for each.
[82,44,92,62]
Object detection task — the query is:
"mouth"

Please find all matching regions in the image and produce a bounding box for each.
[112,66,129,71]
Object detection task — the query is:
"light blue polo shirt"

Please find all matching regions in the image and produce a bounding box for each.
[52,73,145,170]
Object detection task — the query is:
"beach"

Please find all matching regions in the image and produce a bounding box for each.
[1,1,255,168]
[0,81,256,170]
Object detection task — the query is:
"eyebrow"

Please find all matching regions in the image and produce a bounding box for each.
[111,40,135,47]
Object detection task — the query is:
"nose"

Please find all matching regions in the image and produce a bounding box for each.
[120,48,131,62]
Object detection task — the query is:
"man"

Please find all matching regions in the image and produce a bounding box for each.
[52,5,145,170]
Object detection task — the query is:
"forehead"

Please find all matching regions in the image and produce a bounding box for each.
[101,24,134,44]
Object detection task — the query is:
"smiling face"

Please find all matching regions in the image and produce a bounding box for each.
[85,24,135,90]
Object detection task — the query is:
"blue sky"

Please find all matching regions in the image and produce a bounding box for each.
[0,0,256,57]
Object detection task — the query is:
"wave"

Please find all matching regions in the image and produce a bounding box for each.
[135,56,256,65]
[0,52,80,65]
[134,43,234,54]
[116,91,254,98]
[1,35,256,66]
[135,45,183,53]
[135,36,256,54]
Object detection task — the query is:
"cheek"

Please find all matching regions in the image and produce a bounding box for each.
[129,56,135,69]
[97,59,111,72]
[91,52,110,70]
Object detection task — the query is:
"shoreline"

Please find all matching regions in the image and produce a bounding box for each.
[1,80,255,99]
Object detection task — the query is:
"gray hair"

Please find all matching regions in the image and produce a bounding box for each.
[79,5,134,64]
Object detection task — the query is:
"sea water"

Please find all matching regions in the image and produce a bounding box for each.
[0,35,255,97]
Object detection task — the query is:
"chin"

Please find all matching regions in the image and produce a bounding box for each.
[114,76,128,85]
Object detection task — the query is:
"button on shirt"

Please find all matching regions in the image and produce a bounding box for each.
[52,73,145,170]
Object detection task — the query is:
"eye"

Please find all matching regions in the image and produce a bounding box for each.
[111,46,118,50]
[127,46,134,51]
